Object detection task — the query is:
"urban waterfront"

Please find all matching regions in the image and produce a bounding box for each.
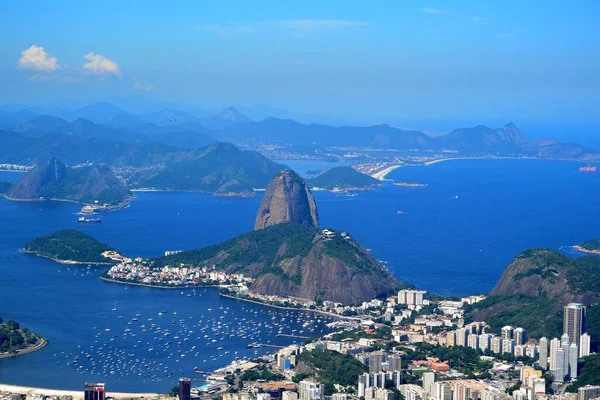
[0,159,599,392]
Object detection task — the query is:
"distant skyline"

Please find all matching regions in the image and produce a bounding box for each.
[1,0,599,128]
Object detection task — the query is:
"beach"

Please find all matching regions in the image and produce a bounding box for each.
[0,383,164,399]
[371,165,401,180]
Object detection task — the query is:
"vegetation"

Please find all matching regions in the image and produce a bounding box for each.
[138,142,285,194]
[298,350,368,391]
[400,343,493,377]
[566,354,600,391]
[0,318,40,353]
[238,365,284,383]
[309,167,380,191]
[580,239,600,251]
[25,229,114,264]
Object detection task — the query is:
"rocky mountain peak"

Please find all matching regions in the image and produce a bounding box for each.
[254,169,319,230]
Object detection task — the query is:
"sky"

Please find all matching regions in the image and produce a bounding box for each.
[1,0,599,129]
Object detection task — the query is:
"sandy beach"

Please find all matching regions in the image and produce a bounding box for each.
[371,165,402,180]
[0,383,165,399]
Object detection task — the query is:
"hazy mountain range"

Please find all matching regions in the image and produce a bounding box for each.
[1,100,599,163]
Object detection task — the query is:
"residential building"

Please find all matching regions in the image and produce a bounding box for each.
[84,382,105,400]
[514,328,526,346]
[501,326,514,340]
[538,337,548,370]
[579,385,600,400]
[422,372,435,395]
[580,333,591,358]
[569,343,578,380]
[299,380,323,400]
[178,378,191,400]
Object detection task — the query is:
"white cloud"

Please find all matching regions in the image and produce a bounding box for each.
[17,45,60,71]
[83,53,120,75]
[420,7,447,14]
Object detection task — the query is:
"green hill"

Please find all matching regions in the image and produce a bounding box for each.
[25,229,114,264]
[5,158,132,205]
[466,248,600,347]
[136,142,286,195]
[153,222,402,304]
[309,166,380,191]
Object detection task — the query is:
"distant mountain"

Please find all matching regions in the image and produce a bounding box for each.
[104,112,145,130]
[136,142,287,195]
[10,115,70,137]
[4,158,132,205]
[215,118,433,149]
[309,166,380,191]
[0,109,38,126]
[71,102,127,123]
[255,170,319,230]
[201,107,250,130]
[436,123,527,152]
[138,109,203,126]
[152,131,215,149]
[467,248,600,346]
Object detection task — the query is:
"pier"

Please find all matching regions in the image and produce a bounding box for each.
[276,333,310,339]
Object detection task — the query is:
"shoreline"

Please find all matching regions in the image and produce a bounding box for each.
[0,383,163,400]
[0,338,47,360]
[22,249,113,265]
[99,276,225,289]
[371,165,401,180]
[572,245,600,256]
[219,293,360,321]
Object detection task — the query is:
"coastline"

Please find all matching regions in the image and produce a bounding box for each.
[371,165,401,180]
[0,338,47,360]
[219,293,359,321]
[131,188,256,198]
[0,383,163,400]
[99,275,225,289]
[572,245,600,256]
[22,249,113,266]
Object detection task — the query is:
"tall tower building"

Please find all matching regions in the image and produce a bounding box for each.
[538,337,548,370]
[580,333,591,358]
[388,354,401,372]
[564,303,587,347]
[554,347,566,383]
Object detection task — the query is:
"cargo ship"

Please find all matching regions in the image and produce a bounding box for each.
[77,216,101,223]
[579,165,597,172]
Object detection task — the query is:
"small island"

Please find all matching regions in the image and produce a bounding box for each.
[573,239,600,255]
[0,317,46,359]
[308,166,381,192]
[24,229,115,264]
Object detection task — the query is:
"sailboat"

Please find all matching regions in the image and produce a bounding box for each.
[112,301,117,311]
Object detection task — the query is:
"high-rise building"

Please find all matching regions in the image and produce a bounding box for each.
[514,327,526,346]
[283,392,299,400]
[502,338,515,355]
[388,354,401,372]
[369,352,384,373]
[179,378,191,400]
[564,303,587,347]
[549,337,561,372]
[331,394,347,400]
[580,333,591,358]
[455,328,468,347]
[579,385,600,400]
[84,383,105,400]
[431,382,453,400]
[478,333,491,352]
[299,381,323,400]
[569,343,578,380]
[422,372,435,395]
[446,331,456,347]
[538,337,548,370]
[491,336,503,354]
[561,333,570,346]
[257,394,272,400]
[501,326,514,340]
[554,347,566,383]
[358,373,369,398]
[467,333,479,350]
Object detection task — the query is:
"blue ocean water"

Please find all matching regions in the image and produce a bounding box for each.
[0,159,598,392]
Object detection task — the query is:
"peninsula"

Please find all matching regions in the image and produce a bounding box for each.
[0,318,46,359]
[24,229,115,264]
[308,166,381,192]
[2,158,132,207]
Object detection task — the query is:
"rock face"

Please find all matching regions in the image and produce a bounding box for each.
[6,158,67,199]
[254,170,319,230]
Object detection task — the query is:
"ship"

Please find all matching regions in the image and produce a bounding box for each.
[396,211,407,215]
[579,165,597,172]
[78,216,101,223]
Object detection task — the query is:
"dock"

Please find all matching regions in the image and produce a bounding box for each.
[276,333,310,339]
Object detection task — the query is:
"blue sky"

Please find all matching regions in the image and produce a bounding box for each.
[1,0,599,127]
